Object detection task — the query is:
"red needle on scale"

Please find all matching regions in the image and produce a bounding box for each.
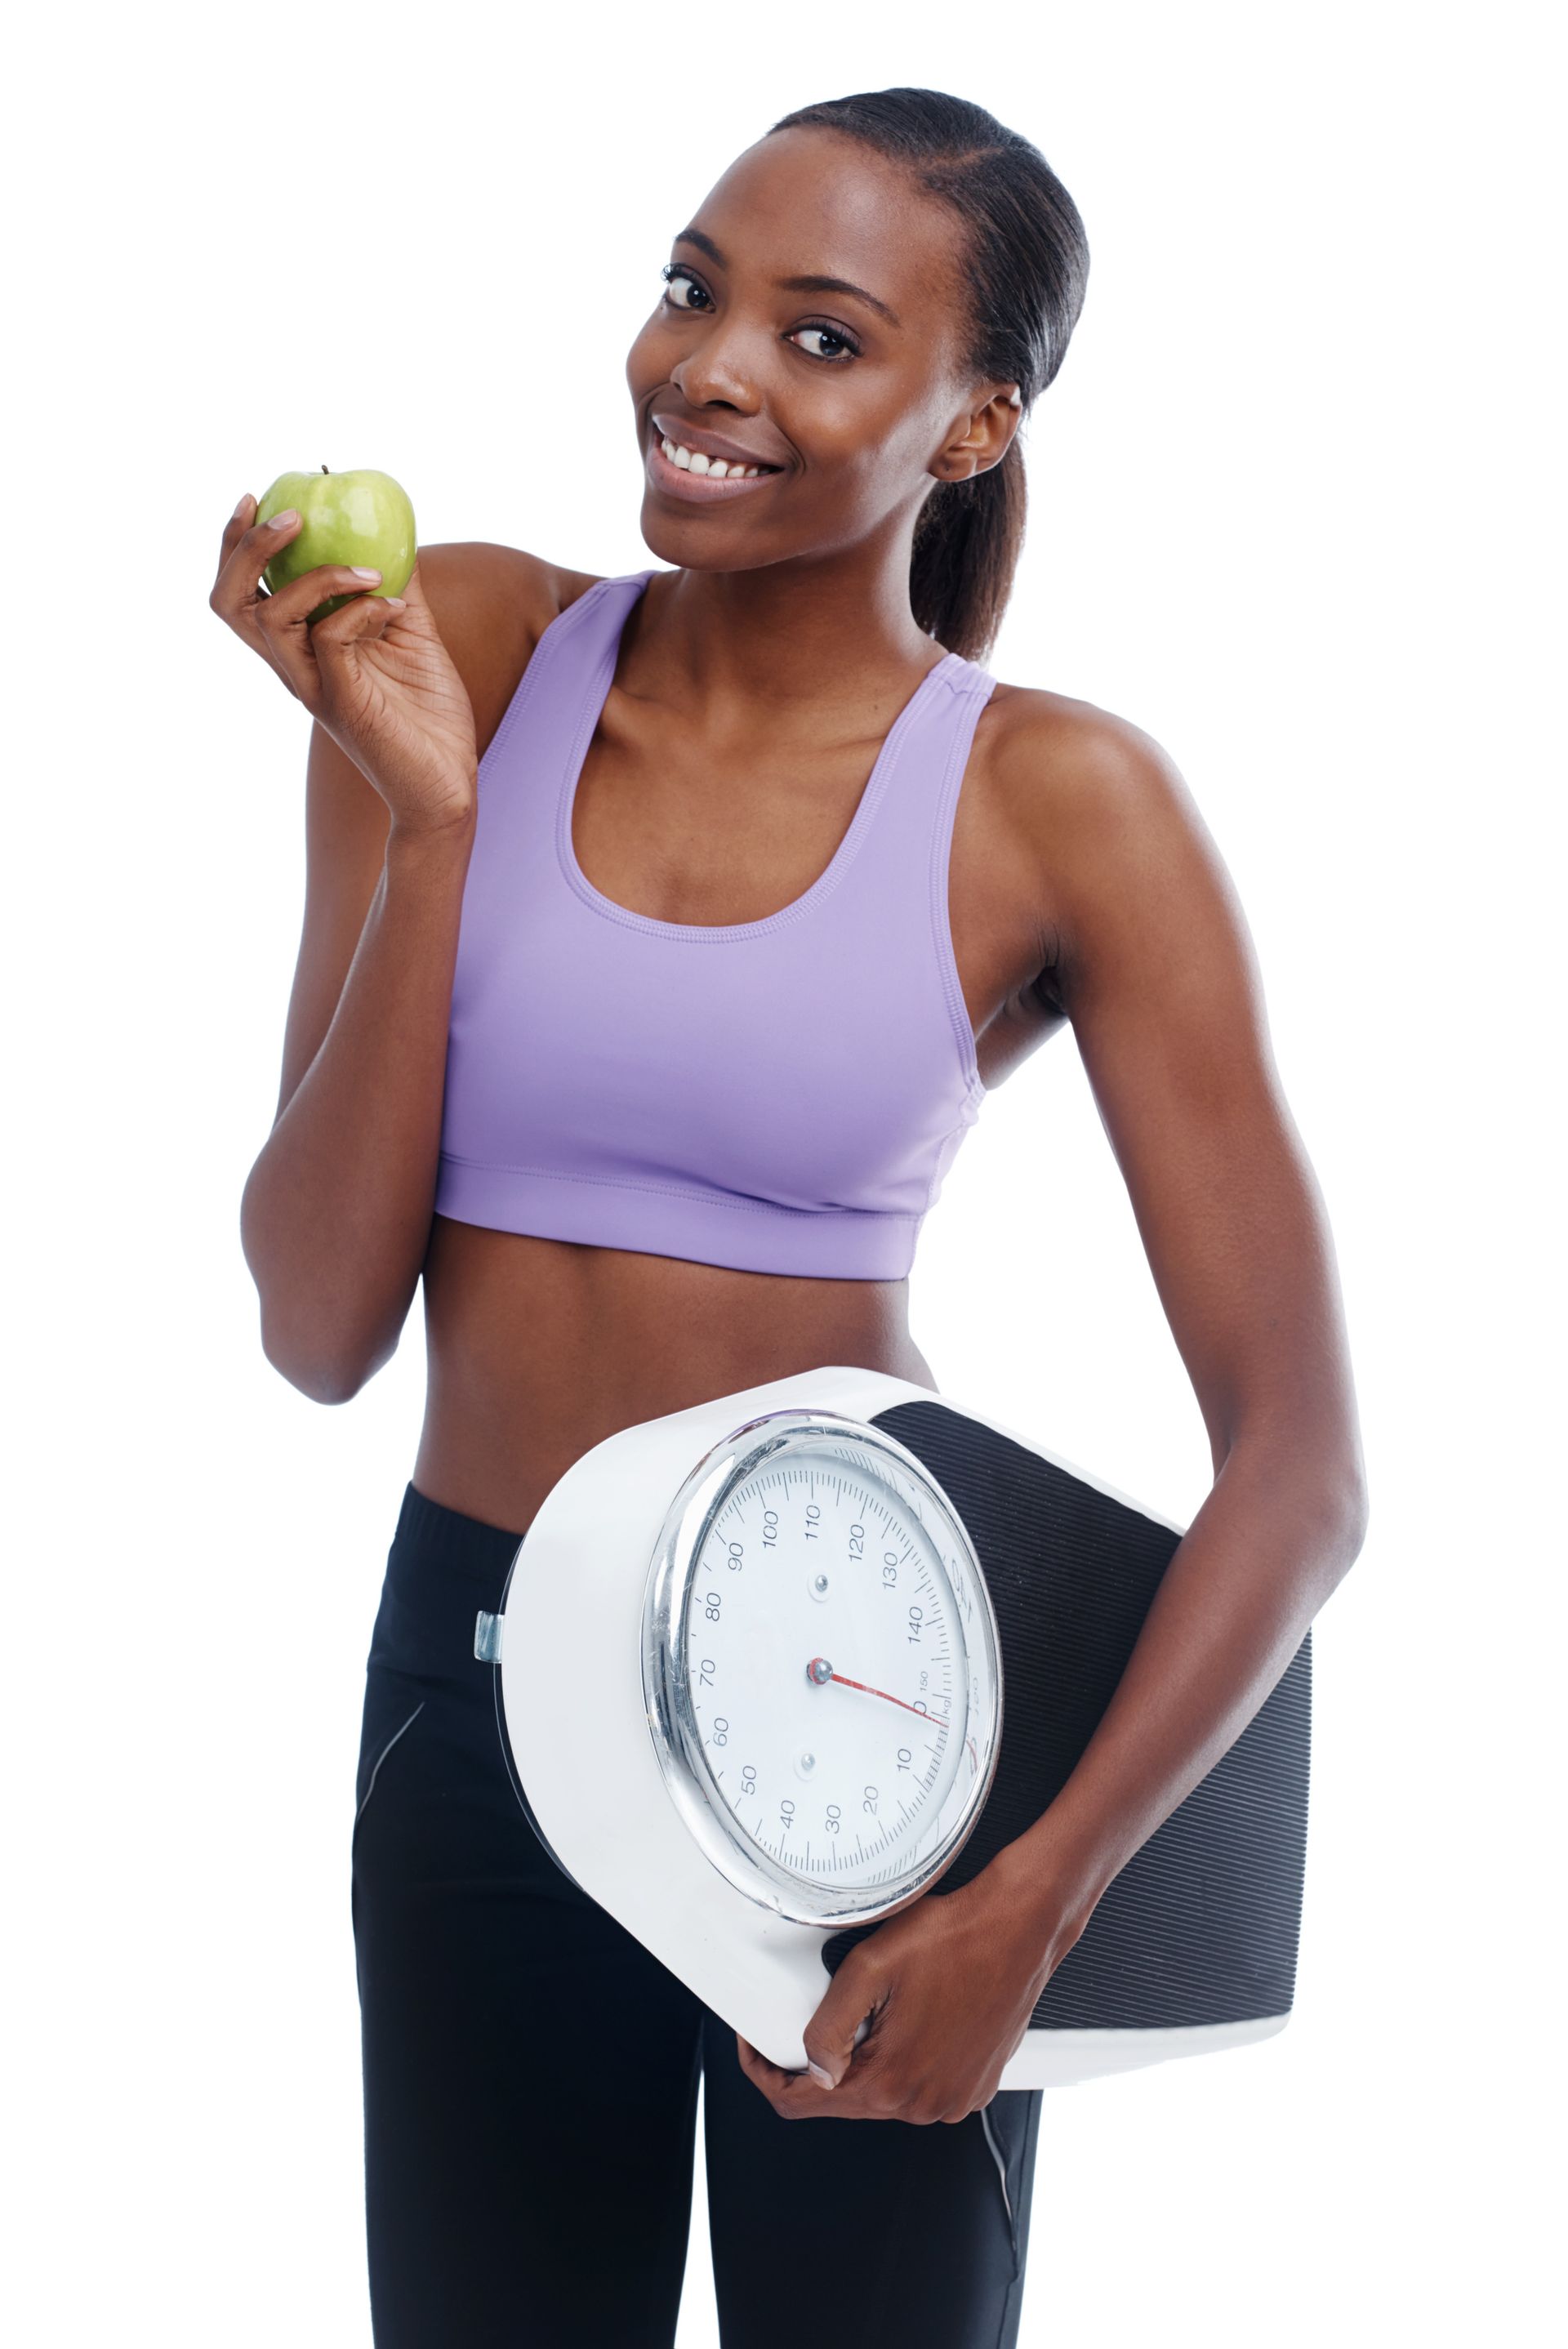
[805,1656,979,1772]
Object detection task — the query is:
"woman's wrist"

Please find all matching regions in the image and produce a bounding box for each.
[385,806,478,869]
[981,1809,1108,1960]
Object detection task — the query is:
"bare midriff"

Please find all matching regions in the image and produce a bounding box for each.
[411,1220,942,1538]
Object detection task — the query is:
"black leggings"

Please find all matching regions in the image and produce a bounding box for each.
[352,1480,1045,2347]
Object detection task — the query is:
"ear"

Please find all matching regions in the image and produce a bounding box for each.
[931,383,1023,484]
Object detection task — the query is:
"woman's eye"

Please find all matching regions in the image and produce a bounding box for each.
[660,263,710,312]
[790,323,859,363]
[657,267,858,362]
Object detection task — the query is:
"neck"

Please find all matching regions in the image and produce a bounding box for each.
[622,518,947,727]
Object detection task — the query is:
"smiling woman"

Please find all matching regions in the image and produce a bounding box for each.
[218,78,1365,2349]
[621,104,1074,666]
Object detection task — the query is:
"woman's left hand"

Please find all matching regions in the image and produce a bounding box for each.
[735,1859,1081,2123]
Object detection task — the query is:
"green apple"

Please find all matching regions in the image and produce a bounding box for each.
[256,465,416,625]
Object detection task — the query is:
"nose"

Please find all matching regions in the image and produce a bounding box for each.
[670,317,764,415]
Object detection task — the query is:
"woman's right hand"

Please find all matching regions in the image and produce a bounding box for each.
[210,493,479,837]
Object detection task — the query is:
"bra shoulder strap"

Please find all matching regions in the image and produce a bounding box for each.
[836,651,996,910]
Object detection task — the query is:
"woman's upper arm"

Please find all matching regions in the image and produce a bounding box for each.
[270,541,569,1122]
[1010,703,1365,1509]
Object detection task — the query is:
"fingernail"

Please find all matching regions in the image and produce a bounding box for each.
[807,2062,837,2089]
[271,509,299,529]
[231,493,250,520]
[383,596,406,611]
[350,566,381,581]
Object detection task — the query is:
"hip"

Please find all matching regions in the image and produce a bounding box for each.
[352,1480,573,1901]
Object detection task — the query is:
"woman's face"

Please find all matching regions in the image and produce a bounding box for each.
[625,126,1019,575]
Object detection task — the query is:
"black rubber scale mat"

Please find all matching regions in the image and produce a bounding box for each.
[817,1399,1312,2030]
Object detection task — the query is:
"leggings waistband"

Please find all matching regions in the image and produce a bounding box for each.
[373,1482,529,1679]
[391,1478,527,1570]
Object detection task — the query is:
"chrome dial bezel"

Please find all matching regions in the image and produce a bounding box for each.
[640,1406,1004,1928]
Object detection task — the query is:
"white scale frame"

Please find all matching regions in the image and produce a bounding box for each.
[480,1363,1288,2091]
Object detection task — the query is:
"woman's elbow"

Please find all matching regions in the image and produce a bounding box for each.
[1342,1462,1371,1565]
[257,1308,377,1406]
[1316,1448,1370,1583]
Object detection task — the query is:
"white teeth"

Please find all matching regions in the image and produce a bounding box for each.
[659,434,766,480]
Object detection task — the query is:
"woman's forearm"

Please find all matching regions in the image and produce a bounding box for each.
[984,1438,1369,1949]
[239,818,476,1402]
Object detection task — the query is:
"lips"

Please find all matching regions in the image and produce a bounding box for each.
[650,411,786,471]
[645,421,785,503]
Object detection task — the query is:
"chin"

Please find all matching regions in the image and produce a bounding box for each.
[637,502,787,575]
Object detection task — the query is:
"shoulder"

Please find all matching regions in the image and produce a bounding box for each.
[415,539,604,635]
[412,542,608,756]
[977,678,1239,1009]
[982,678,1198,844]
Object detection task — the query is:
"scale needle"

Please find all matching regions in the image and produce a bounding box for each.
[805,1656,978,1772]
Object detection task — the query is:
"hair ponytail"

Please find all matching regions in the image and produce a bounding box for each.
[768,87,1089,664]
[910,435,1027,665]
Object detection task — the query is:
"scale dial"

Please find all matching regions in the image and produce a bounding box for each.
[642,1409,1004,1928]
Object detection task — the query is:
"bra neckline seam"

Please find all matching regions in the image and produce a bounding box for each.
[555,572,979,943]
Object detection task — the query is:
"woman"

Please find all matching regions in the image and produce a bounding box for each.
[214,87,1367,2349]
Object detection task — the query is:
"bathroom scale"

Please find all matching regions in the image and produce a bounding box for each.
[472,1364,1312,2092]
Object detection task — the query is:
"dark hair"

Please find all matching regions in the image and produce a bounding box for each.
[768,87,1089,662]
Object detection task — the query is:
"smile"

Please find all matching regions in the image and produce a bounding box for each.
[645,423,784,501]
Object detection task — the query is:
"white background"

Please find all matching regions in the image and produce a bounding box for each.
[7,2,1560,2341]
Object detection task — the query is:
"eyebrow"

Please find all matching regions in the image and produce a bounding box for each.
[673,226,902,328]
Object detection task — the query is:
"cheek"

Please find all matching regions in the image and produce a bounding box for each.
[813,357,938,458]
[804,391,933,513]
[625,314,675,395]
[798,367,882,448]
[874,395,947,478]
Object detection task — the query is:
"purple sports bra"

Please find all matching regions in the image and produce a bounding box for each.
[433,568,995,1280]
